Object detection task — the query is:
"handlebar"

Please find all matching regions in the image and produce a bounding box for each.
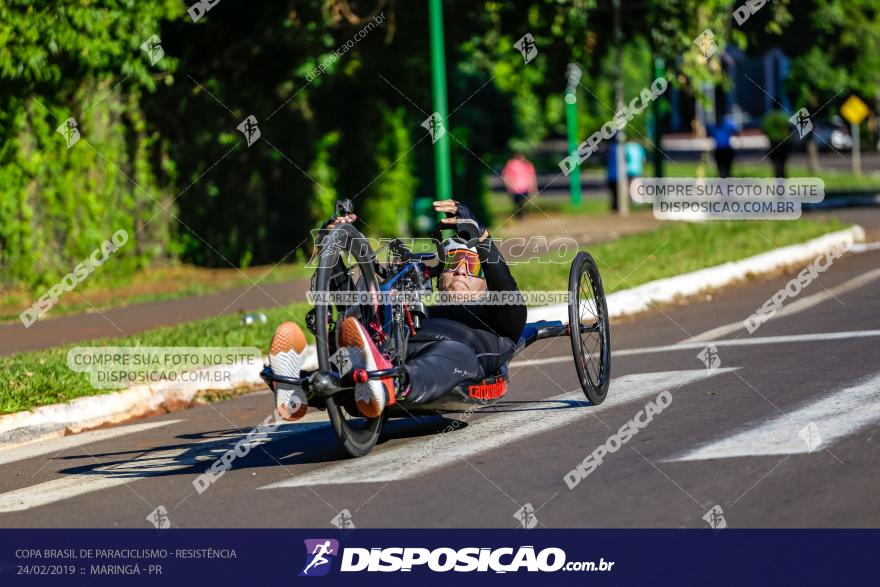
[335,198,353,217]
[390,238,437,263]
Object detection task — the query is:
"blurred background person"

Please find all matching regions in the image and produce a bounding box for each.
[501,151,538,219]
[625,140,647,185]
[709,113,739,178]
[606,142,621,212]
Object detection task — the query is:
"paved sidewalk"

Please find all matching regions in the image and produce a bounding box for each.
[496,209,660,244]
[0,278,312,357]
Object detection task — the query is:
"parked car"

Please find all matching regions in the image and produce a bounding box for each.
[813,119,852,151]
[805,116,853,151]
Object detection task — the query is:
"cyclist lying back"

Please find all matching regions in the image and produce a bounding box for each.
[267,199,527,419]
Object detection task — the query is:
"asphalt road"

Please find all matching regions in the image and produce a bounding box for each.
[0,245,878,528]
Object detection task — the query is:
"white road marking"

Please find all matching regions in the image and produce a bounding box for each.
[0,414,327,513]
[0,473,143,513]
[510,329,880,369]
[682,267,880,343]
[260,369,736,489]
[667,372,880,461]
[0,420,182,468]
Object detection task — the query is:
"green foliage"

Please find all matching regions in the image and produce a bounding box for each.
[571,37,655,148]
[363,108,416,237]
[748,0,880,115]
[762,110,793,143]
[0,0,182,289]
[0,0,872,294]
[309,132,341,224]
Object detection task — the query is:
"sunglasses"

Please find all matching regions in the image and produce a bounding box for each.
[443,249,483,278]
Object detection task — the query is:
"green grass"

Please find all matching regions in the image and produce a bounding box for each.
[1,216,847,415]
[509,217,846,295]
[0,303,311,415]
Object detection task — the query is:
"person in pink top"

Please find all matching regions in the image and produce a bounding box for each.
[501,151,538,218]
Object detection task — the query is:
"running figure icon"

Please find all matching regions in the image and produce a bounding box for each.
[302,540,336,575]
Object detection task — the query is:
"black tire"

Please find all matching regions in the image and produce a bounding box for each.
[314,223,384,457]
[568,251,611,404]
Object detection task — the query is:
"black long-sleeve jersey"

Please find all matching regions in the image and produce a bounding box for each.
[410,238,527,374]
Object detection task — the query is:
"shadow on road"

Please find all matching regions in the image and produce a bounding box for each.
[45,397,590,483]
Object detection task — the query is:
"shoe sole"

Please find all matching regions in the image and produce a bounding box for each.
[269,322,308,421]
[339,318,391,418]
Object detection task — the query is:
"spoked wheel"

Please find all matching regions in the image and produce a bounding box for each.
[314,223,384,457]
[568,251,611,404]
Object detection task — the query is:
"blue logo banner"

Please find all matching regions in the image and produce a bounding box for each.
[0,529,875,585]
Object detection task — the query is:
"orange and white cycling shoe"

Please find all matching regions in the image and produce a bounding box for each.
[338,317,394,418]
[268,321,309,421]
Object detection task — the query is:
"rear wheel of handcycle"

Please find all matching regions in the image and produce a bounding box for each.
[314,223,384,457]
[568,251,611,404]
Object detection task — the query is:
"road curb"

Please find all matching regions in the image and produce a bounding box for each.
[0,347,318,450]
[0,226,864,450]
[527,225,866,323]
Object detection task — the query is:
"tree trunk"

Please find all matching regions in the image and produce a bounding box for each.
[805,136,820,173]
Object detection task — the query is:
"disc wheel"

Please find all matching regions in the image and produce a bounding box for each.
[314,223,384,457]
[568,251,611,404]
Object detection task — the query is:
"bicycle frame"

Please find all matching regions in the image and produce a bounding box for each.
[377,259,431,339]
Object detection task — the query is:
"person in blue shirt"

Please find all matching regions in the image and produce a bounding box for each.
[625,141,647,179]
[709,114,739,178]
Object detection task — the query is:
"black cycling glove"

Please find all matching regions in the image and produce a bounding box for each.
[317,199,355,245]
[448,202,486,245]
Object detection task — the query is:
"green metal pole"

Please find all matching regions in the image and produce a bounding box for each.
[565,63,582,206]
[565,95,581,206]
[428,0,452,201]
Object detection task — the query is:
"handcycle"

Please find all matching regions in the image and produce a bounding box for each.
[260,200,611,457]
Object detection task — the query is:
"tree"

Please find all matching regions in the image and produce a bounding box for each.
[0,0,182,288]
[746,0,880,171]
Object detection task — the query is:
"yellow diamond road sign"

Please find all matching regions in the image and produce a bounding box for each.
[841,95,870,126]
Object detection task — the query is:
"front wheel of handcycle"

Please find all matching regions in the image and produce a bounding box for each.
[568,251,611,405]
[314,222,385,457]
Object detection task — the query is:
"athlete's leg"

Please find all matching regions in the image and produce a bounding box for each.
[402,339,484,404]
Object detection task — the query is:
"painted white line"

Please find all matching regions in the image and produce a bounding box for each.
[0,414,327,513]
[0,420,182,468]
[260,369,736,489]
[667,372,880,461]
[683,267,880,343]
[510,329,880,369]
[0,472,144,513]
